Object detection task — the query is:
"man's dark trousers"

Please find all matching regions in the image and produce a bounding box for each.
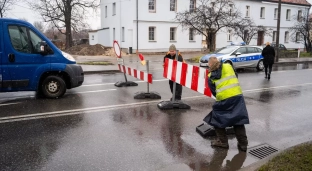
[169,80,182,100]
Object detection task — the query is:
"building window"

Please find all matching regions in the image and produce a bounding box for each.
[170,27,176,41]
[272,31,276,42]
[149,27,155,41]
[286,9,291,20]
[296,32,301,42]
[246,6,250,18]
[284,31,289,43]
[112,3,116,15]
[170,0,176,11]
[113,28,115,40]
[149,0,156,12]
[92,35,94,40]
[122,27,125,42]
[260,7,265,18]
[297,10,302,21]
[105,6,107,17]
[227,30,232,41]
[189,28,194,41]
[190,0,196,12]
[274,8,278,19]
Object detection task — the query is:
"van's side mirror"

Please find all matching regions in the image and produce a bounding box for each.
[235,52,242,56]
[40,41,52,55]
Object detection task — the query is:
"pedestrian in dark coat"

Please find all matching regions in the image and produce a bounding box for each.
[203,56,249,152]
[163,44,185,100]
[261,42,275,80]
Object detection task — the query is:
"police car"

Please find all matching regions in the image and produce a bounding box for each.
[199,42,264,71]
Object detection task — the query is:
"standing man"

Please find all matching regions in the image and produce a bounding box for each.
[262,42,275,80]
[204,56,249,152]
[163,44,184,101]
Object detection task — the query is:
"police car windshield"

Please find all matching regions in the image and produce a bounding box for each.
[217,46,238,54]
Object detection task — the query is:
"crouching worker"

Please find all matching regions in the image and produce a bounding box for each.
[204,56,249,152]
[163,44,185,101]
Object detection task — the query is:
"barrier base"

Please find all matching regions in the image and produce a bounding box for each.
[114,81,138,87]
[196,123,235,137]
[157,100,191,110]
[134,91,161,99]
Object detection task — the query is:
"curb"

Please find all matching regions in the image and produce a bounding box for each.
[239,141,312,171]
[275,60,312,65]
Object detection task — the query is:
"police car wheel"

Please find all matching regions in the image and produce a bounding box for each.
[257,60,264,71]
[41,75,66,98]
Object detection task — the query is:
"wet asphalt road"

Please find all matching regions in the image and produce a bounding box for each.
[1,63,312,171]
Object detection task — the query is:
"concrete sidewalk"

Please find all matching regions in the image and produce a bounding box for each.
[74,55,312,74]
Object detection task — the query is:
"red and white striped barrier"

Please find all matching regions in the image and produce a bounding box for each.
[118,64,153,83]
[163,58,213,98]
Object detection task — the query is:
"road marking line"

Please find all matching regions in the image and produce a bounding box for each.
[0,95,207,123]
[0,102,20,107]
[243,82,312,93]
[1,82,312,123]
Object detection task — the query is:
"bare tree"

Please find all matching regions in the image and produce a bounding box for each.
[231,18,271,45]
[175,0,241,52]
[29,0,99,49]
[0,0,19,18]
[289,11,312,52]
[33,21,45,33]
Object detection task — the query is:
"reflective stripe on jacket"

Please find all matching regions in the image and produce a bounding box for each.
[209,63,242,101]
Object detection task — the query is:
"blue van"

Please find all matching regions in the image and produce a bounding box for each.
[0,18,84,98]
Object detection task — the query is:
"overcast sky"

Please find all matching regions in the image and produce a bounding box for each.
[6,1,101,30]
[5,0,312,31]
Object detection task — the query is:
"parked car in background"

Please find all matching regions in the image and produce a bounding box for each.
[200,42,264,71]
[262,43,287,50]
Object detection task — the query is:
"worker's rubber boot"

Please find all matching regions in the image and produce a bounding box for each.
[234,125,248,152]
[211,128,229,149]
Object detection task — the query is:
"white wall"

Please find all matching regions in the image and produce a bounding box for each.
[235,0,310,49]
[99,0,309,52]
[132,21,202,52]
[98,29,111,47]
[89,32,98,45]
[100,0,134,49]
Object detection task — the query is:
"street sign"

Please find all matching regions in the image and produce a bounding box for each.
[117,58,124,65]
[113,40,121,58]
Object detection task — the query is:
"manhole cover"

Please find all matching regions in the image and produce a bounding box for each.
[248,144,278,159]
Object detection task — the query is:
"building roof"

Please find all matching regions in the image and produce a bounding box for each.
[88,27,109,33]
[265,0,311,6]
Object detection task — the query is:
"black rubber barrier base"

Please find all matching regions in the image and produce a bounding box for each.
[157,100,191,110]
[196,123,235,137]
[134,92,161,99]
[114,81,138,87]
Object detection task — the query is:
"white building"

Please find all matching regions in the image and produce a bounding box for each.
[90,0,311,53]
[223,0,311,50]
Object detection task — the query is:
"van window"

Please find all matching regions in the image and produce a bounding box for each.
[29,29,43,53]
[8,26,31,54]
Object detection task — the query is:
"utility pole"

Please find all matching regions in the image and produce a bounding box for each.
[136,0,138,54]
[276,0,282,62]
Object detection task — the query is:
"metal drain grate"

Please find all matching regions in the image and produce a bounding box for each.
[248,144,278,159]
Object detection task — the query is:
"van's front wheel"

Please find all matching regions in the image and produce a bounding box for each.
[41,75,66,98]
